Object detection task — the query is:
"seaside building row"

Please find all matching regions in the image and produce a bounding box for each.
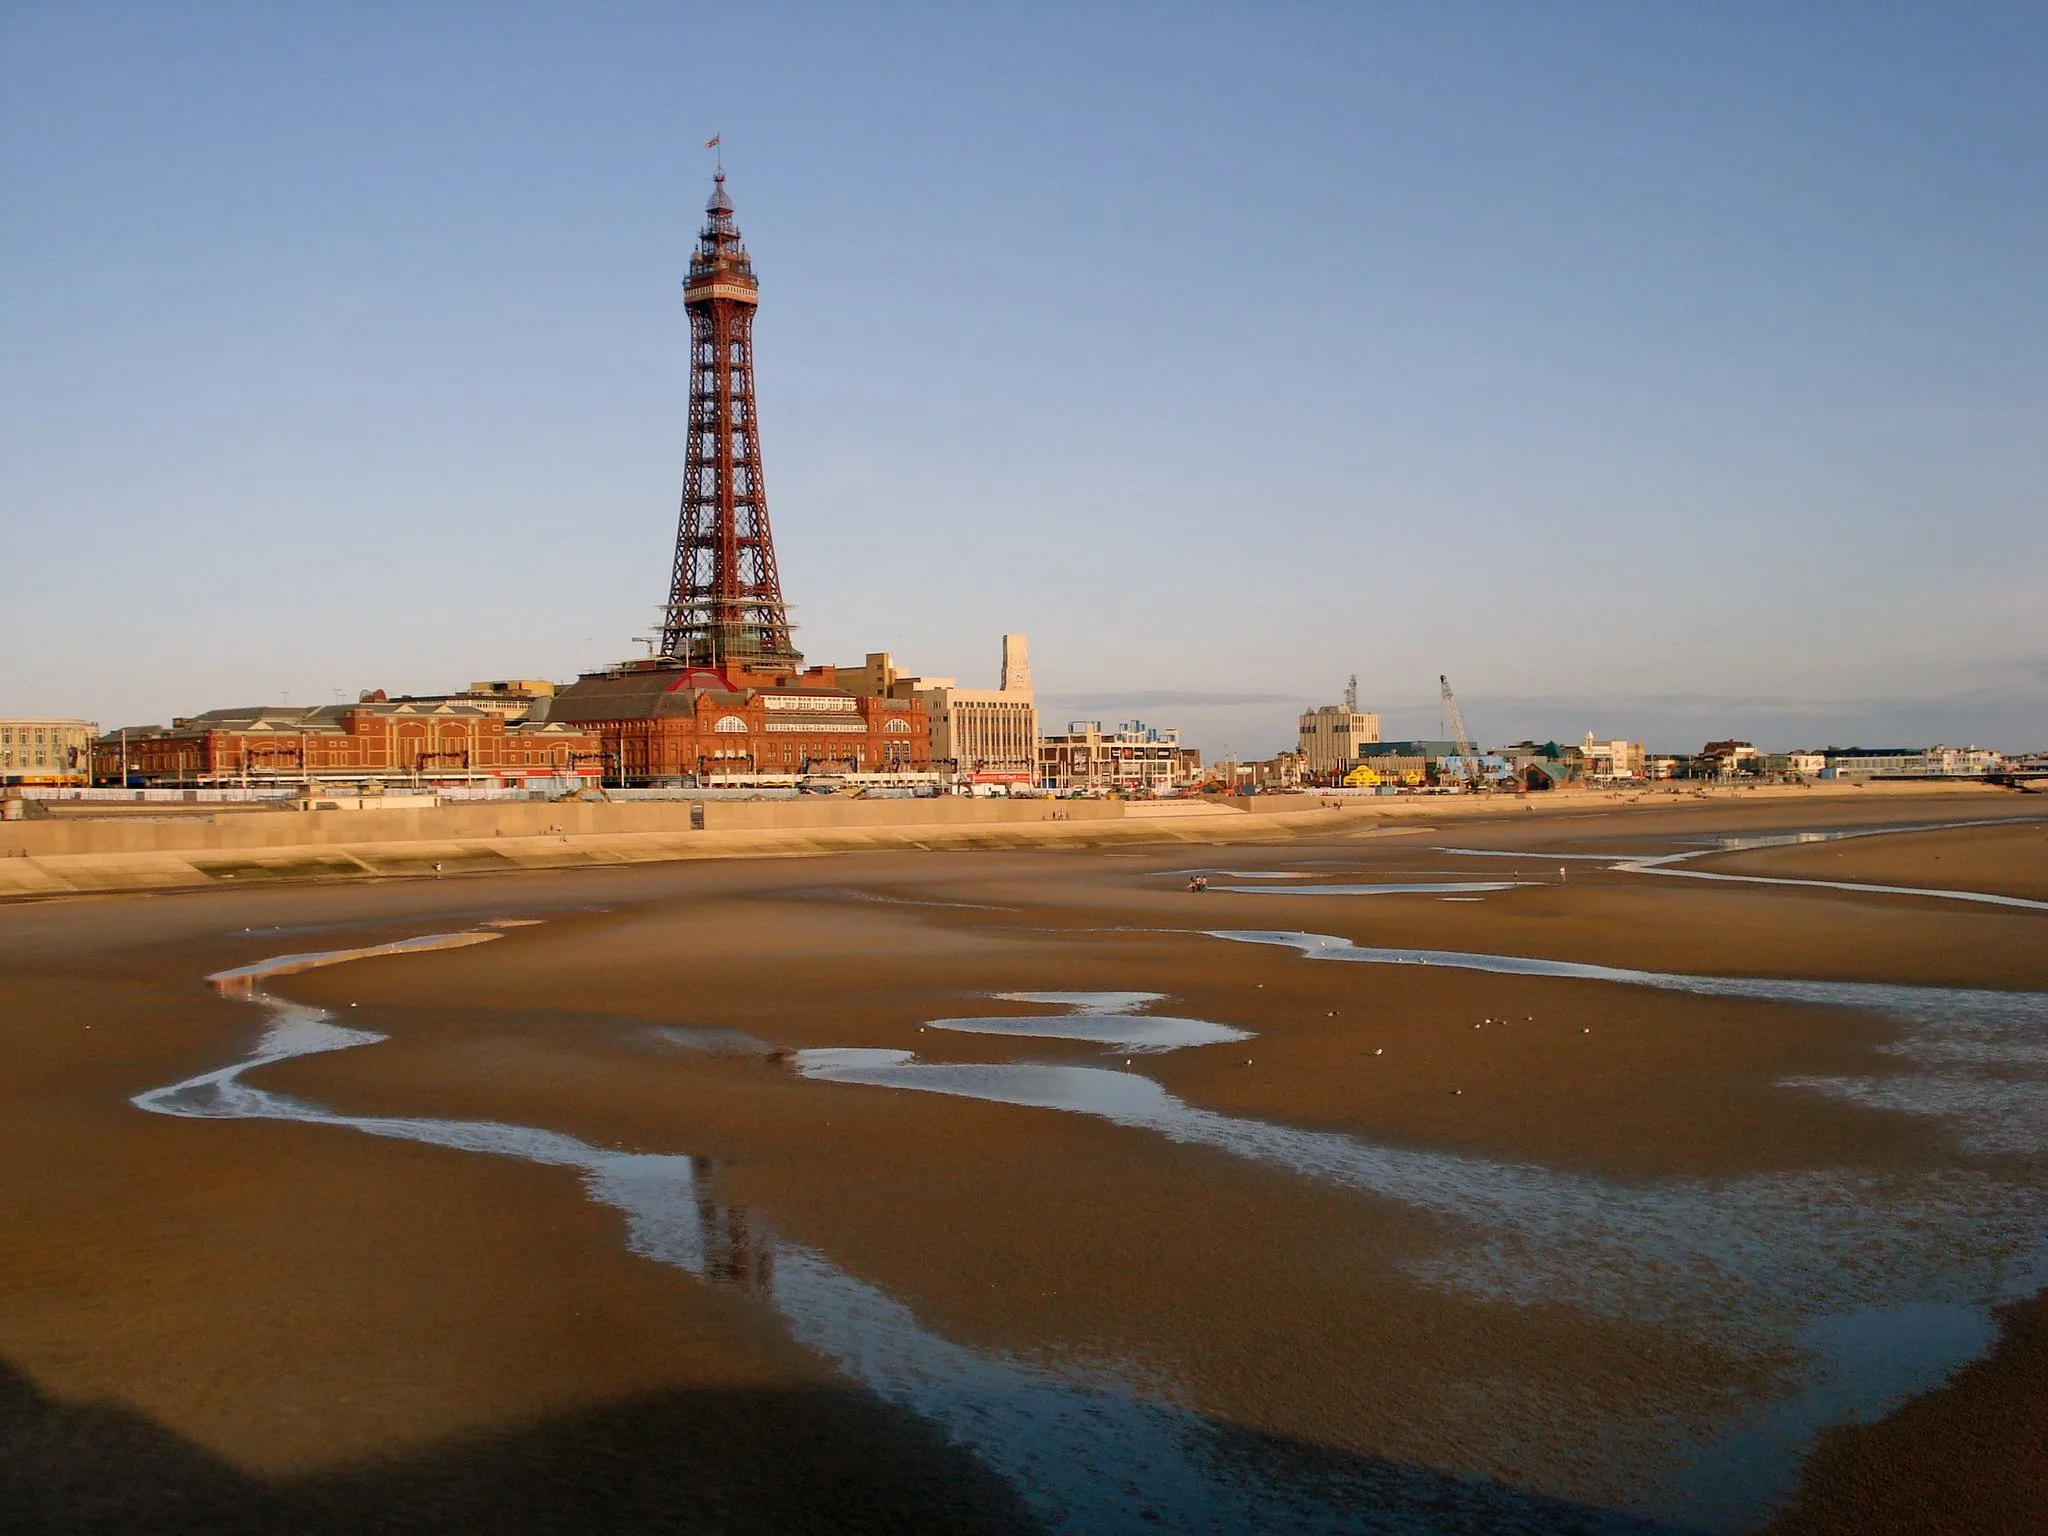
[15,684,2011,798]
[1212,684,2024,793]
[25,623,1199,794]
[5,667,2016,802]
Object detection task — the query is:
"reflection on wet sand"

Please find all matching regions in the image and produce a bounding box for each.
[139,938,1681,1533]
[927,991,1253,1052]
[792,925,2048,1530]
[1211,881,1530,896]
[1435,817,2048,911]
[122,810,2048,1536]
[1211,929,2048,1155]
[791,1041,2045,1329]
[784,1051,2038,1529]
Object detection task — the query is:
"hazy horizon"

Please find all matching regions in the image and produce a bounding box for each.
[4,5,2043,757]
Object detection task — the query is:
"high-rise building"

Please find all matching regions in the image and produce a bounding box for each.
[1297,702,1381,777]
[840,635,1038,784]
[923,633,1038,783]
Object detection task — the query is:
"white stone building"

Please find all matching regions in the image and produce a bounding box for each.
[1297,704,1381,777]
[1,718,97,785]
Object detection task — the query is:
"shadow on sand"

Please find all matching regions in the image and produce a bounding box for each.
[0,1360,1034,1536]
[0,1357,1707,1536]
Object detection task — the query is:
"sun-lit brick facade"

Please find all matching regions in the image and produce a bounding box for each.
[548,660,929,783]
[95,702,600,786]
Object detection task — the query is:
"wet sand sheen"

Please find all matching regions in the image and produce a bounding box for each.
[3,795,2043,1532]
[135,938,1686,1532]
[142,901,2048,1527]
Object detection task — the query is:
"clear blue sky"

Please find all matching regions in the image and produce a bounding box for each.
[3,3,2043,753]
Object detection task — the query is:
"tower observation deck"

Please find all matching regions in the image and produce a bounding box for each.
[659,171,799,666]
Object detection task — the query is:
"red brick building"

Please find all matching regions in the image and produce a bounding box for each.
[96,701,600,787]
[547,659,929,782]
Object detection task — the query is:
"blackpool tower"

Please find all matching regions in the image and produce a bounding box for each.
[658,170,799,667]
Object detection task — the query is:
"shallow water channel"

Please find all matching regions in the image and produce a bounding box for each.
[133,895,2048,1534]
[143,938,1681,1533]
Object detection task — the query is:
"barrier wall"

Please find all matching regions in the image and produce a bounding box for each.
[698,798,1128,831]
[0,795,1147,858]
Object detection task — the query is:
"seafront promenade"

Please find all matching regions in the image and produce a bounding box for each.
[0,779,2014,901]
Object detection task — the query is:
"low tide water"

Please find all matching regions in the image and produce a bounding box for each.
[926,991,1252,1052]
[128,905,2048,1533]
[135,936,1683,1534]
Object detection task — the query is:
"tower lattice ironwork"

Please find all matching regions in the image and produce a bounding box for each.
[659,170,798,666]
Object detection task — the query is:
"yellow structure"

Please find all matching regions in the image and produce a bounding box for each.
[1342,764,1383,788]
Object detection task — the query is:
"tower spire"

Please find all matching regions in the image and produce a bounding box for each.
[659,169,798,666]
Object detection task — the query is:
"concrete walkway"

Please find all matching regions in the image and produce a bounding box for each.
[0,801,1385,900]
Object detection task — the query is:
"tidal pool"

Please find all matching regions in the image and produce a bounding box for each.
[1211,881,1530,897]
[796,924,2048,1528]
[791,1030,2046,1529]
[132,921,2048,1533]
[139,936,1674,1533]
[926,991,1253,1052]
[1436,816,2048,912]
[1209,928,2048,1156]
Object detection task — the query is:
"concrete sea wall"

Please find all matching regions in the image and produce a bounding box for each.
[0,778,2008,902]
[0,795,1341,900]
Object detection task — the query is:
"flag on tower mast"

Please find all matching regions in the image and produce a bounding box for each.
[704,135,720,149]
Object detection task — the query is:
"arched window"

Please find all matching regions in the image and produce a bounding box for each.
[883,718,911,734]
[713,715,748,733]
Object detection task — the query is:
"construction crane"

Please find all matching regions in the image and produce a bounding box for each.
[1439,674,1474,757]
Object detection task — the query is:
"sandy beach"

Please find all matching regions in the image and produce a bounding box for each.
[3,792,2043,1532]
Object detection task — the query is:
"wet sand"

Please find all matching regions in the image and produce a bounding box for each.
[1703,816,2048,903]
[1765,1289,2048,1535]
[2,794,2043,1532]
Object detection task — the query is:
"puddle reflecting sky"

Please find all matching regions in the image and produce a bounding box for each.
[1435,815,2048,911]
[797,924,2048,1527]
[927,991,1253,1052]
[792,1041,2047,1338]
[1212,881,1531,897]
[927,1014,1253,1052]
[1209,929,2048,1157]
[797,1028,2045,1530]
[996,990,1162,1014]
[136,938,1680,1534]
[131,901,2048,1534]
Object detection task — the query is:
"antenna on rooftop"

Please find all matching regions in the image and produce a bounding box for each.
[1344,674,1358,713]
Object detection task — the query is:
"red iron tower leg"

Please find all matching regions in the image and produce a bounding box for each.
[660,171,799,666]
